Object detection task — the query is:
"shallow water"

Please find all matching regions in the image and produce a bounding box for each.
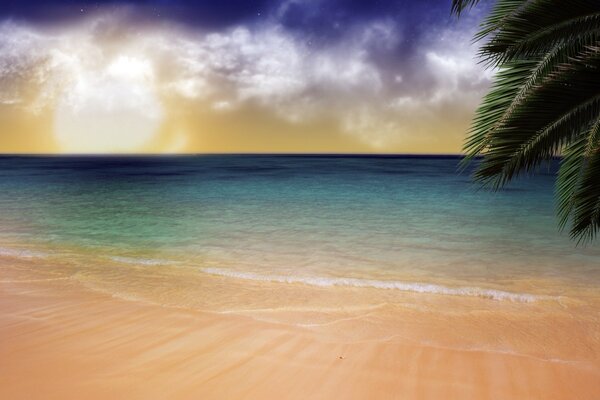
[0,155,599,312]
[2,155,600,361]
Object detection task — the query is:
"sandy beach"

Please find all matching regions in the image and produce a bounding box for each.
[2,262,599,400]
[1,0,600,394]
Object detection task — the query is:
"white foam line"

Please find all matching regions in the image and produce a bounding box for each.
[109,256,177,266]
[201,268,540,303]
[0,247,48,259]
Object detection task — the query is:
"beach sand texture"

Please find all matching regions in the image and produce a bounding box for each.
[1,262,599,400]
[2,156,600,399]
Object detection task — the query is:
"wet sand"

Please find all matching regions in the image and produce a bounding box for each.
[2,270,600,400]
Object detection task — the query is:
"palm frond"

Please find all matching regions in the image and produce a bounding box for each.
[455,0,600,242]
[451,0,482,16]
[556,117,600,234]
[568,117,600,242]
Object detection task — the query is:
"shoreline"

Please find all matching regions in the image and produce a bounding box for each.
[2,267,599,399]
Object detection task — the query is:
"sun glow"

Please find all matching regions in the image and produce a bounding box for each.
[53,55,164,153]
[0,13,488,154]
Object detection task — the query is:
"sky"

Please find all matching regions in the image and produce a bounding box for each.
[0,0,492,154]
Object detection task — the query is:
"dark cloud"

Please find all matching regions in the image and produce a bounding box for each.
[0,0,491,67]
[0,1,459,31]
[0,0,268,27]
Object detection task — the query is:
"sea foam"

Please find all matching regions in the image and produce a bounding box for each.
[109,256,177,266]
[201,268,539,303]
[0,247,48,259]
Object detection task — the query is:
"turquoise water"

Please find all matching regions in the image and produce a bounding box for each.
[1,155,599,303]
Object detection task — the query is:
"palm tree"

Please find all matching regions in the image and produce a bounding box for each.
[452,0,600,243]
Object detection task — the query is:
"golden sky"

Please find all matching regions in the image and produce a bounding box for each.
[0,10,490,154]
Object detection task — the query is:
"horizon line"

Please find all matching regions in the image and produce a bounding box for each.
[0,152,468,158]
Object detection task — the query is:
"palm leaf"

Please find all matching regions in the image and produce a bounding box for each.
[451,0,482,16]
[455,0,600,243]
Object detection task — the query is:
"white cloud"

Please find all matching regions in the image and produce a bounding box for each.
[422,23,493,107]
[0,11,490,150]
[212,100,234,111]
[371,19,493,146]
[0,15,387,122]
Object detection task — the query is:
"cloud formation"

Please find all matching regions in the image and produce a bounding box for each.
[0,6,491,152]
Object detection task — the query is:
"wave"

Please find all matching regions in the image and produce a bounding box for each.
[201,268,539,303]
[109,256,176,266]
[0,247,48,259]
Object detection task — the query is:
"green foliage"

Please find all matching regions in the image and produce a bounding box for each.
[453,0,600,243]
[451,0,482,16]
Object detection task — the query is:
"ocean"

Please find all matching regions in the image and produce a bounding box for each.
[1,155,599,352]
